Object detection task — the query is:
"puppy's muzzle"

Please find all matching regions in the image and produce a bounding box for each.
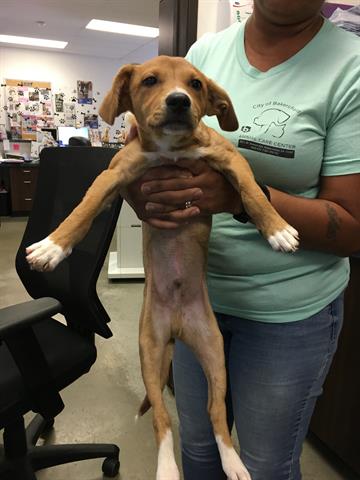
[162,92,193,132]
[166,92,191,113]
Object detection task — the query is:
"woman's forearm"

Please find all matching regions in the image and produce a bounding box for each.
[268,187,360,256]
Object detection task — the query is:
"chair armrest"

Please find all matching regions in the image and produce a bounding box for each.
[0,297,64,418]
[0,297,62,339]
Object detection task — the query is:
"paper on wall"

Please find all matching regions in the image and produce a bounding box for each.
[230,1,254,23]
[30,141,40,158]
[197,0,253,38]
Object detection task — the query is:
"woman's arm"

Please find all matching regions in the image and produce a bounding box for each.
[268,174,360,256]
[126,160,360,256]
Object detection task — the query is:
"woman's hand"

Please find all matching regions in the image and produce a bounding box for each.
[123,125,242,229]
[125,158,243,229]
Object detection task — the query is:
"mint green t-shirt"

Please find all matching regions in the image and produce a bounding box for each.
[186,19,360,322]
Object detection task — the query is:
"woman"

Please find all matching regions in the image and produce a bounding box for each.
[126,1,360,478]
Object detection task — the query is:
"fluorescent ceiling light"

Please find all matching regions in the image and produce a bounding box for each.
[86,19,159,38]
[0,34,67,49]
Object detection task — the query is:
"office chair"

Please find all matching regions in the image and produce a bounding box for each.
[0,146,122,479]
[68,136,91,146]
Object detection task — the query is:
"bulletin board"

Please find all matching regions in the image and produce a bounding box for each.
[0,77,123,144]
[5,79,54,140]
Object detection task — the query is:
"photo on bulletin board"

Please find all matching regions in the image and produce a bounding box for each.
[64,103,76,127]
[28,89,39,102]
[55,93,64,112]
[10,126,21,140]
[77,80,93,105]
[89,128,102,146]
[84,114,99,129]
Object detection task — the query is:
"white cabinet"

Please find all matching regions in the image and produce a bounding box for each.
[108,200,145,279]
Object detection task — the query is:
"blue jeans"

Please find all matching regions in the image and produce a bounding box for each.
[172,294,344,480]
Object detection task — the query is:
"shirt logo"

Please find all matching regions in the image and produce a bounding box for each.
[237,101,300,158]
[253,108,290,138]
[241,125,251,133]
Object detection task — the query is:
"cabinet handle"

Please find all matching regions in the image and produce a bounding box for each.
[22,170,31,173]
[24,180,31,184]
[131,224,141,228]
[24,198,32,201]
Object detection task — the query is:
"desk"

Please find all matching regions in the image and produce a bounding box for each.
[108,201,144,279]
[0,161,39,215]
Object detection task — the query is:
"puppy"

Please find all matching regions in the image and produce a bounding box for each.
[26,56,299,480]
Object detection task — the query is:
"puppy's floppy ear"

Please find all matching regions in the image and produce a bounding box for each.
[206,78,239,132]
[99,64,135,125]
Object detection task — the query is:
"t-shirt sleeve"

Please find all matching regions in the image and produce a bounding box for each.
[322,61,360,176]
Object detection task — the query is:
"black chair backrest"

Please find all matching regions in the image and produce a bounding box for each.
[68,136,91,146]
[16,147,122,338]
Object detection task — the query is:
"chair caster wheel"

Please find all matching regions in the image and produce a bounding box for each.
[102,457,120,477]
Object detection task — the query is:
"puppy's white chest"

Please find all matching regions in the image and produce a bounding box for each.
[143,147,207,165]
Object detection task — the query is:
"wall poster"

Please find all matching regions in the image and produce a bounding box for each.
[77,80,93,105]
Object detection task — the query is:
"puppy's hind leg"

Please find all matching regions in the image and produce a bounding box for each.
[139,309,180,480]
[138,341,174,417]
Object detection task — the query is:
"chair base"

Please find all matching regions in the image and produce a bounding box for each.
[0,414,120,480]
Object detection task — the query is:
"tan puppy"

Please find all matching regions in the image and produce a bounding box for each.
[26,56,299,480]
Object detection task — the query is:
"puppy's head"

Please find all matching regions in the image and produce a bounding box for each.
[99,56,238,136]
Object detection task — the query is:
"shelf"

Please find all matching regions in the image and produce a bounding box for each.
[107,251,144,279]
[1,139,32,143]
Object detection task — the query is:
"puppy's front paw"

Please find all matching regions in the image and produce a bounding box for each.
[267,225,299,253]
[26,237,71,272]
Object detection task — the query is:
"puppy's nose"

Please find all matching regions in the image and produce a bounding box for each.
[166,92,191,112]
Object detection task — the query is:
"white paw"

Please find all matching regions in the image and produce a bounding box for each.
[26,237,71,272]
[268,225,299,253]
[216,436,252,480]
[156,430,180,480]
[156,459,180,480]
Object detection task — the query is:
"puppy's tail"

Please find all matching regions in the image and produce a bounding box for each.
[137,376,175,419]
[136,343,175,419]
[138,394,152,417]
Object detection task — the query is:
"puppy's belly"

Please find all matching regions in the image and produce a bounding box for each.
[147,221,210,306]
[151,241,203,303]
[150,243,210,340]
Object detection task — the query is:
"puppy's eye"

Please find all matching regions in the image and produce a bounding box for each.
[142,76,157,86]
[190,79,202,90]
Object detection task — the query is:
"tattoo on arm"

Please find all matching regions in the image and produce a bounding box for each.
[326,203,341,240]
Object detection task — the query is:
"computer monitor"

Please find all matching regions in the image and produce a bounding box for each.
[57,127,89,146]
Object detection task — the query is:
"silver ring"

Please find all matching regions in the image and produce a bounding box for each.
[185,200,192,209]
